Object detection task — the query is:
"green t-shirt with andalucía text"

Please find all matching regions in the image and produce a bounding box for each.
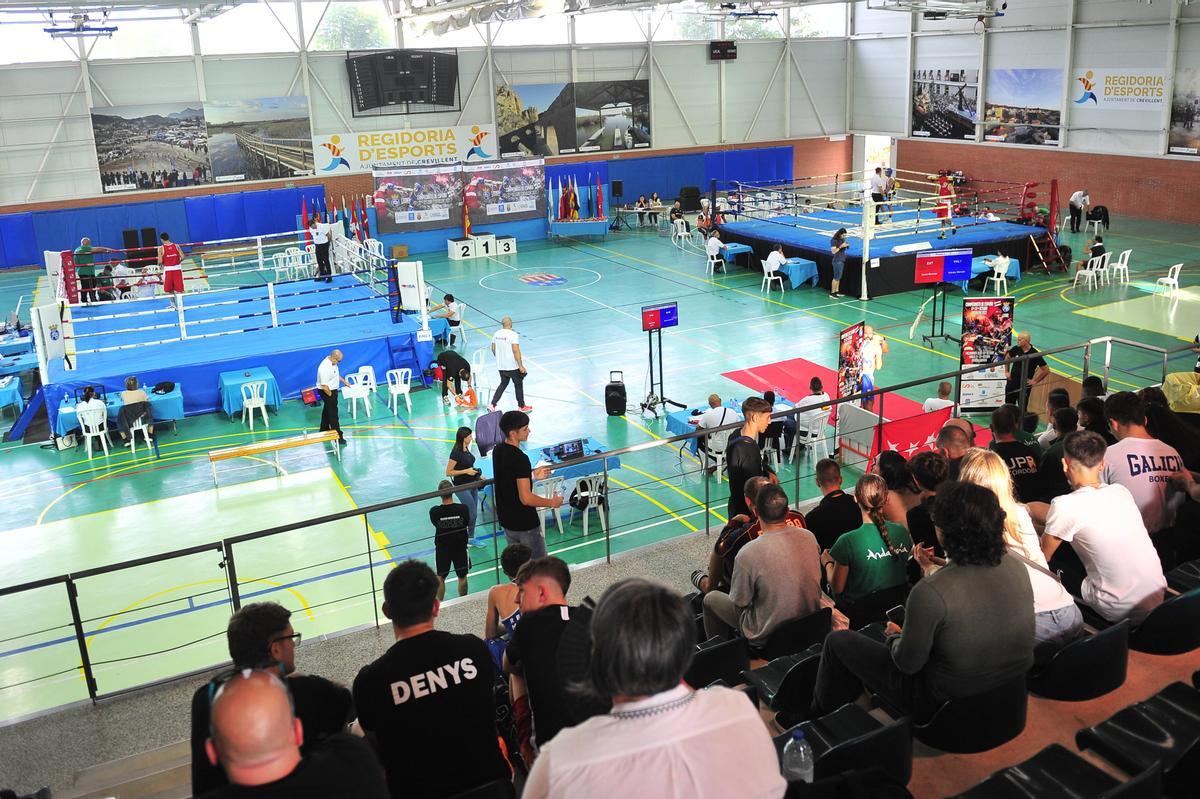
[74,244,96,277]
[830,520,913,605]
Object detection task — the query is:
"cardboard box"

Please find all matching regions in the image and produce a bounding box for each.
[390,244,409,259]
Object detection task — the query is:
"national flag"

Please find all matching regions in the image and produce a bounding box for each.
[301,197,312,245]
[586,172,594,219]
[569,177,580,220]
[355,198,366,242]
[867,406,953,472]
[463,186,472,237]
[597,173,604,218]
[361,194,371,239]
[557,177,566,221]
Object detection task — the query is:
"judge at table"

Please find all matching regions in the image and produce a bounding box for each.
[317,349,350,445]
[766,243,787,273]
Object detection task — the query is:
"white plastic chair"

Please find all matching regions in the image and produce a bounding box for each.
[671,219,689,248]
[127,412,153,455]
[705,252,724,276]
[240,381,269,430]
[365,238,383,258]
[78,406,109,459]
[470,348,491,398]
[343,373,371,419]
[1093,251,1112,286]
[569,474,608,537]
[386,368,412,414]
[357,365,378,394]
[1155,264,1182,298]
[760,259,785,295]
[1073,256,1101,291]
[700,427,733,481]
[304,244,318,276]
[272,252,290,282]
[451,304,467,348]
[1110,249,1131,284]
[1086,218,1102,236]
[789,409,832,463]
[984,257,1009,295]
[534,476,565,537]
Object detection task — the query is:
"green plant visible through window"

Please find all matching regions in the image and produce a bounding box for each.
[314,4,388,50]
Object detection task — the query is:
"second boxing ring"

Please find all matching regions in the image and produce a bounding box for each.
[36,234,435,424]
[717,168,1051,299]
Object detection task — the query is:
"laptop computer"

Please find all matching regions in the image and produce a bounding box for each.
[553,438,586,461]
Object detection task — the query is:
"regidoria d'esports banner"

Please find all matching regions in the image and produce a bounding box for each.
[313,124,498,173]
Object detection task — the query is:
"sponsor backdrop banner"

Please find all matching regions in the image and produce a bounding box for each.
[314,124,496,173]
[372,165,464,234]
[92,103,212,193]
[461,158,547,226]
[205,96,314,183]
[1071,68,1166,111]
[495,80,650,157]
[912,67,979,140]
[959,296,1015,411]
[982,69,1064,147]
[1169,68,1200,156]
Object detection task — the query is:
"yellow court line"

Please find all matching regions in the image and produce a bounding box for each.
[620,463,728,525]
[330,468,393,555]
[608,475,699,533]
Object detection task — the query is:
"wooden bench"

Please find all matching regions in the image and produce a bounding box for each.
[208,430,341,484]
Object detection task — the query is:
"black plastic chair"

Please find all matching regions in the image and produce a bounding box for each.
[1077,681,1200,798]
[773,703,913,785]
[1128,587,1200,655]
[838,583,908,630]
[951,744,1162,799]
[1028,620,1129,701]
[446,778,516,799]
[1166,559,1200,594]
[741,642,822,714]
[750,607,832,661]
[684,636,749,689]
[913,674,1028,753]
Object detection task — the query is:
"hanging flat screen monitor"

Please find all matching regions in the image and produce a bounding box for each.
[641,301,679,332]
[915,248,973,284]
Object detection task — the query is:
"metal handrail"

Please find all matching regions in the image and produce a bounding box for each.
[1,335,1192,716]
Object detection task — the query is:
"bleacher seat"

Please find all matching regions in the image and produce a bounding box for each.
[684,636,749,688]
[741,642,822,714]
[1027,620,1129,701]
[906,674,1028,754]
[950,744,1162,799]
[750,607,832,661]
[838,584,908,631]
[1128,587,1200,655]
[1076,681,1200,798]
[772,703,913,785]
[1165,559,1200,594]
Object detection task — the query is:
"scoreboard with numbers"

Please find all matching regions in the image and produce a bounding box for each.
[346,49,458,113]
[915,248,972,284]
[709,40,737,61]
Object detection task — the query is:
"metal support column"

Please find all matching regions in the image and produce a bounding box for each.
[65,579,98,702]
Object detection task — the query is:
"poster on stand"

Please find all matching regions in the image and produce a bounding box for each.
[982,69,1063,147]
[959,297,1014,411]
[837,322,866,408]
[912,67,978,140]
[460,158,546,226]
[372,165,464,234]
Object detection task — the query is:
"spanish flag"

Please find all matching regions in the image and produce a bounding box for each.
[463,188,472,237]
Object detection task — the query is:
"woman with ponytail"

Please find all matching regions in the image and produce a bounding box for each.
[821,473,913,605]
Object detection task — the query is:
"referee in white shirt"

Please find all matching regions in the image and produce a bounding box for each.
[705,230,725,272]
[310,216,332,282]
[869,167,887,225]
[1068,189,1089,234]
[317,348,350,443]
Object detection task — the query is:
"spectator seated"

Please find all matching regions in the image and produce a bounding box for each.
[1076,681,1200,798]
[1027,620,1129,701]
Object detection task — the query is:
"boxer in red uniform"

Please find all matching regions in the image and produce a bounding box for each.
[934,174,955,240]
[157,232,185,300]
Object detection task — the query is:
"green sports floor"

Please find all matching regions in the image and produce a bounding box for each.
[1,218,1196,723]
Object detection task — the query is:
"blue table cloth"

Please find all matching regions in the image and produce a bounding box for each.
[428,317,451,344]
[0,334,33,357]
[779,258,819,288]
[478,436,621,507]
[0,352,38,378]
[964,256,1021,290]
[218,367,282,417]
[666,401,747,454]
[722,242,754,270]
[0,376,22,413]
[550,219,609,238]
[54,384,185,436]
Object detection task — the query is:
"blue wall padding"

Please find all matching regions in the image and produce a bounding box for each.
[241,190,274,238]
[213,193,247,241]
[704,146,793,191]
[609,153,706,204]
[269,188,299,232]
[0,213,38,267]
[184,196,219,243]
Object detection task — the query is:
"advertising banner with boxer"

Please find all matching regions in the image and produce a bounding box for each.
[372,165,464,234]
[960,296,1014,411]
[459,158,546,227]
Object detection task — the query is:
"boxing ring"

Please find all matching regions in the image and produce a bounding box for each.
[33,231,434,430]
[718,168,1048,298]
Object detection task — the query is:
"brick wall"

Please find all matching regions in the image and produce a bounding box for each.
[897,139,1200,226]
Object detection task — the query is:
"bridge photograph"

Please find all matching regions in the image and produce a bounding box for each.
[205,96,315,181]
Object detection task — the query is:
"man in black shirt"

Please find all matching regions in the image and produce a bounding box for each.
[435,349,472,406]
[804,459,863,551]
[191,603,353,796]
[198,671,386,799]
[353,561,509,799]
[1037,407,1078,503]
[430,480,471,599]
[988,405,1041,503]
[493,411,563,558]
[1004,331,1049,413]
[504,556,576,754]
[936,424,971,480]
[725,396,772,519]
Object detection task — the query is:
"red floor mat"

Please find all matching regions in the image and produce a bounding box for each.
[721,357,926,418]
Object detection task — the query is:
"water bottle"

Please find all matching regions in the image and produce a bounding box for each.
[781,729,814,783]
